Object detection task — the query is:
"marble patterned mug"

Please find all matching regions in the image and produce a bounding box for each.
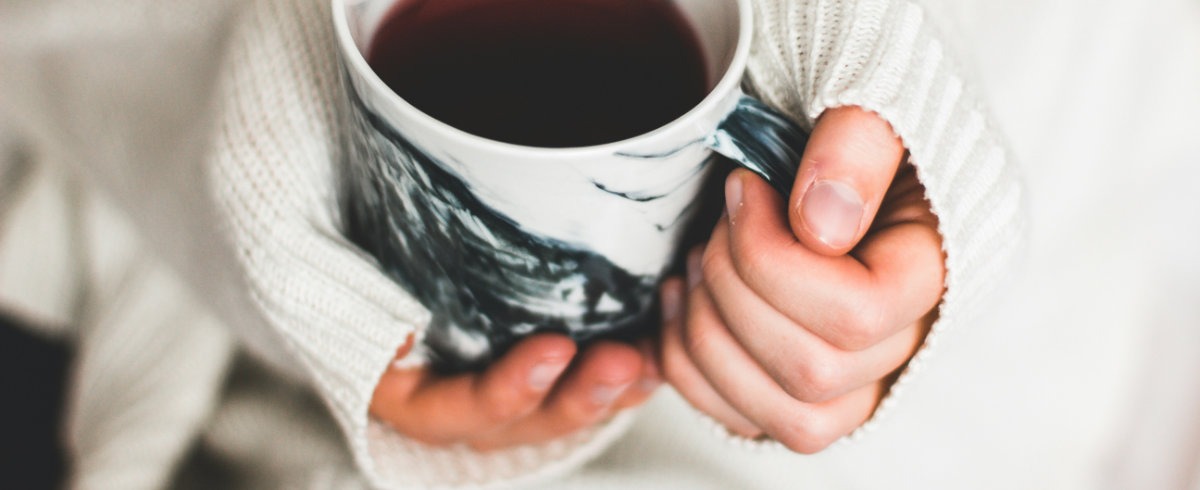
[333,0,808,372]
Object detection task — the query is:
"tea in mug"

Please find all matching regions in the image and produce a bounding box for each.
[367,0,710,147]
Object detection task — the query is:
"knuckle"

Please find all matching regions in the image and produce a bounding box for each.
[830,298,887,351]
[780,355,845,403]
[682,322,715,359]
[768,414,840,455]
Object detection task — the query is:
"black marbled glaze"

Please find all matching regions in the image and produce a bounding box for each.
[708,95,810,197]
[341,84,663,373]
[341,80,808,372]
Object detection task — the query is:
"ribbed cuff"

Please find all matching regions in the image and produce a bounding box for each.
[210,0,638,486]
[741,0,1027,446]
[361,412,638,490]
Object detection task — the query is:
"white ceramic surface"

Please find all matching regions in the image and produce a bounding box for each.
[333,0,807,370]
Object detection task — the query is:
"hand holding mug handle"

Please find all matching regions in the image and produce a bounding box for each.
[661,106,944,452]
[364,96,813,452]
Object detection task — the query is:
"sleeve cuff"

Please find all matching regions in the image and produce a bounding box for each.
[359,412,637,489]
[210,0,638,486]
[741,0,1028,446]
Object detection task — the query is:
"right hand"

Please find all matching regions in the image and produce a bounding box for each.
[657,107,942,452]
[370,334,660,451]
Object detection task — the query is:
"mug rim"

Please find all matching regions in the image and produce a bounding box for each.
[331,0,755,157]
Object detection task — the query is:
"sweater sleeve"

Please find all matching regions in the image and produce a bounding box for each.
[724,0,1028,445]
[207,0,636,487]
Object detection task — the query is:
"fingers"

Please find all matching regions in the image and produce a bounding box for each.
[372,334,576,445]
[658,276,763,438]
[723,169,944,351]
[618,337,664,411]
[469,340,651,450]
[702,219,927,403]
[649,106,937,453]
[678,266,883,453]
[786,106,906,255]
[374,331,662,452]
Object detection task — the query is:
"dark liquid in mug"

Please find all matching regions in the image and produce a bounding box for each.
[367,0,709,148]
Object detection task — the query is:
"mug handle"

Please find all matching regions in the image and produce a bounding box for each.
[705,94,809,197]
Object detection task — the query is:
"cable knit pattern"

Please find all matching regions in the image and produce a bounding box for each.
[736,0,1026,448]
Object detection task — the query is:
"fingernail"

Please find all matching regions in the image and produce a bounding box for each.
[725,174,743,224]
[591,382,631,406]
[528,360,569,391]
[687,250,703,289]
[800,180,864,249]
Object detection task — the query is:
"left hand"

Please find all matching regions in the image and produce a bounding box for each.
[372,334,660,452]
[658,106,945,453]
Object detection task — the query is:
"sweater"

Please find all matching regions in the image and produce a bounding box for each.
[2,0,1199,488]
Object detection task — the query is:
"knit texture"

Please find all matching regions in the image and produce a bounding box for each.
[7,0,1200,488]
[208,0,641,487]
[0,0,1026,487]
[207,0,1026,478]
[732,0,1026,448]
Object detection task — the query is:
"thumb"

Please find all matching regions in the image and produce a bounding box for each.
[788,106,906,256]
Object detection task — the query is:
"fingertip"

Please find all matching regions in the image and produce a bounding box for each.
[537,341,642,431]
[611,342,663,412]
[526,358,571,393]
[724,169,750,225]
[392,333,417,360]
[790,106,905,256]
[726,168,796,251]
[480,334,575,397]
[580,341,643,385]
[511,334,577,391]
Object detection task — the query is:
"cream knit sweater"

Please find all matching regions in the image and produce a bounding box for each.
[3,0,1199,488]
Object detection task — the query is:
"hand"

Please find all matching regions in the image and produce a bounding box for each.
[659,106,944,453]
[371,334,660,452]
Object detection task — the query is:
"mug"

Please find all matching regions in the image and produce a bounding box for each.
[333,0,809,372]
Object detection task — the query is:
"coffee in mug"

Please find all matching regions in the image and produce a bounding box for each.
[367,0,710,148]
